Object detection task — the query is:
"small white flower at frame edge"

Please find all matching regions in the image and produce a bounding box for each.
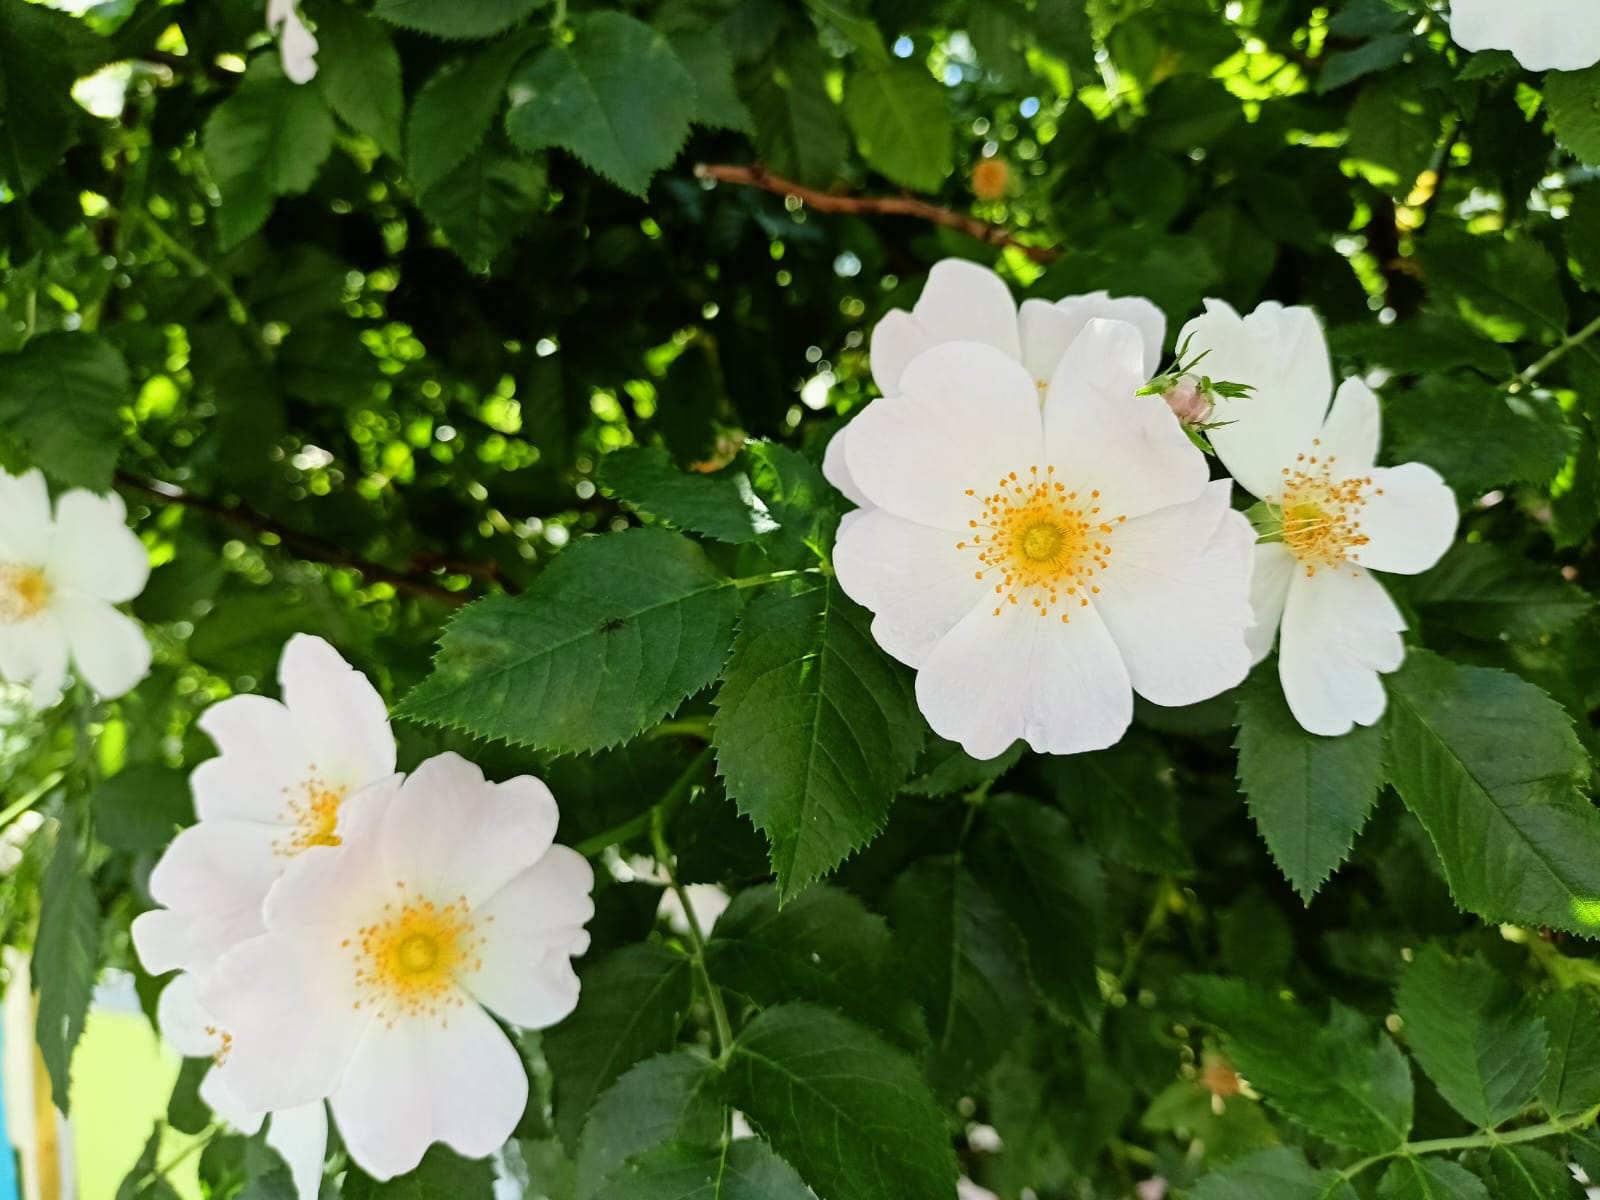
[823,258,1168,507]
[1179,299,1459,738]
[131,633,398,979]
[266,0,319,84]
[156,975,328,1200]
[832,320,1256,760]
[0,468,150,707]
[200,752,596,1181]
[1447,0,1600,73]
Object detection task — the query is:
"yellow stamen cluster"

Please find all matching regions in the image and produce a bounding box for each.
[0,565,50,624]
[345,883,486,1026]
[958,465,1124,623]
[204,1025,234,1066]
[273,771,348,857]
[1277,439,1380,576]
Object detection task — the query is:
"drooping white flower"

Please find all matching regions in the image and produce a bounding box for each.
[266,0,319,84]
[0,468,150,706]
[1447,0,1600,72]
[131,633,397,977]
[157,974,328,1200]
[832,321,1256,759]
[824,260,1168,506]
[201,752,595,1180]
[1179,300,1459,736]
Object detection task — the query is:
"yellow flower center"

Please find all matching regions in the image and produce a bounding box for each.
[345,884,486,1025]
[273,771,348,857]
[0,565,50,624]
[959,465,1125,622]
[1277,439,1378,575]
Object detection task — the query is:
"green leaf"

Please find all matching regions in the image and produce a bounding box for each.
[1547,65,1600,167]
[1185,977,1413,1152]
[92,766,194,853]
[1383,651,1600,934]
[724,1003,958,1200]
[888,856,1031,1096]
[743,38,849,185]
[0,0,106,193]
[969,794,1105,1028]
[1457,49,1519,80]
[1566,186,1600,283]
[417,140,548,270]
[902,737,1023,797]
[1046,737,1192,874]
[705,882,922,1046]
[740,441,842,562]
[343,1145,498,1200]
[116,1126,181,1200]
[543,945,694,1151]
[1396,946,1546,1127]
[1235,671,1385,901]
[591,1140,812,1200]
[1345,73,1443,197]
[374,0,544,39]
[1190,1146,1359,1200]
[1420,235,1570,343]
[1389,378,1575,493]
[1318,33,1413,93]
[1409,542,1594,644]
[575,1051,722,1199]
[841,63,952,191]
[407,35,537,195]
[1035,0,1096,89]
[1540,990,1600,1117]
[505,12,695,197]
[598,446,775,544]
[1330,315,1516,379]
[0,331,130,489]
[1488,1145,1586,1200]
[401,528,740,753]
[713,577,922,897]
[203,55,336,249]
[306,3,403,159]
[1376,1158,1490,1200]
[670,32,753,133]
[35,810,98,1116]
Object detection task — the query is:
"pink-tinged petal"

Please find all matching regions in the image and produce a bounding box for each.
[1183,300,1333,501]
[201,933,365,1113]
[915,595,1134,759]
[1316,378,1381,474]
[1093,482,1255,707]
[843,342,1045,529]
[832,507,991,669]
[377,754,559,909]
[1043,319,1209,519]
[466,847,593,1029]
[1347,463,1459,576]
[330,1002,528,1180]
[1246,542,1298,664]
[1278,566,1406,737]
[267,1103,329,1200]
[0,469,51,563]
[45,489,149,604]
[193,695,302,823]
[870,260,1022,395]
[821,424,869,507]
[54,594,150,699]
[1448,0,1600,71]
[279,634,396,788]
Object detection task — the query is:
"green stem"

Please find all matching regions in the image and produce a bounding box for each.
[570,745,713,858]
[728,567,823,591]
[647,716,713,742]
[651,805,734,1061]
[133,212,270,355]
[1515,313,1600,389]
[1337,1104,1600,1183]
[0,771,64,830]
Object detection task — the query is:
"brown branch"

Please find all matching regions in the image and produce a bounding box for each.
[116,472,479,606]
[695,163,1060,265]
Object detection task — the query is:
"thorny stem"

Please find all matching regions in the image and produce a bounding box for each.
[1335,1104,1600,1183]
[1513,313,1600,390]
[571,746,714,859]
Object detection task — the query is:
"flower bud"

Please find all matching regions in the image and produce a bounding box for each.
[1163,374,1214,428]
[971,158,1010,201]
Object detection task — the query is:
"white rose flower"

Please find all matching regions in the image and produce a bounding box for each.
[201,752,595,1180]
[1448,0,1600,72]
[824,259,1168,506]
[832,321,1256,759]
[0,468,150,706]
[267,0,319,84]
[1179,300,1459,736]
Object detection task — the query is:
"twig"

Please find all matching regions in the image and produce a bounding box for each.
[695,163,1060,265]
[115,472,475,605]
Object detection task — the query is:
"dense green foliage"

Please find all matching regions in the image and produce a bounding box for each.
[6,0,1600,1196]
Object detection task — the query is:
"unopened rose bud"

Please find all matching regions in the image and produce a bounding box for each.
[1163,375,1213,427]
[971,157,1010,201]
[1201,1054,1242,1098]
